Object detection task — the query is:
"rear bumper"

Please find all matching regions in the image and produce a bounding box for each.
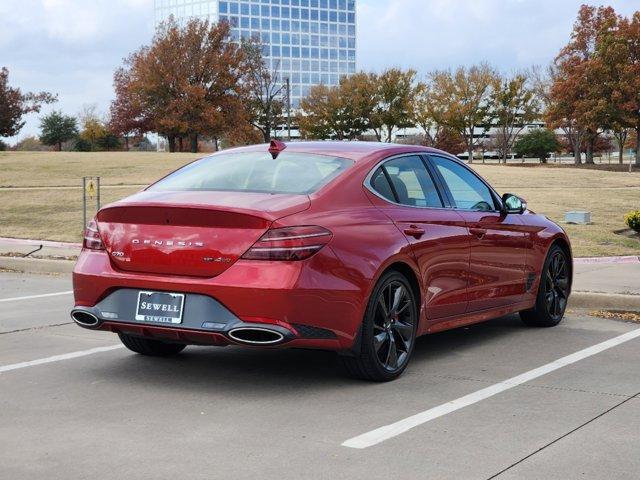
[71,303,299,346]
[72,249,366,350]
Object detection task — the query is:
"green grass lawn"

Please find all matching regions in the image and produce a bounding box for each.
[1,151,639,257]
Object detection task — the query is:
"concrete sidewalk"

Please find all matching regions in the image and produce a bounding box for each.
[574,262,640,296]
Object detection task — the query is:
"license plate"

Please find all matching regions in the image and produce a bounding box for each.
[135,291,185,324]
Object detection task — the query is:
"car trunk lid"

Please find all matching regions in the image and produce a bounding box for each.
[96,190,310,277]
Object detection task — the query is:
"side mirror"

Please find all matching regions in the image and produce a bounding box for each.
[502,193,526,214]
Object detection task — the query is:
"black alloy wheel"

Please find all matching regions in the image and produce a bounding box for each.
[520,244,570,328]
[544,249,570,321]
[341,271,418,381]
[372,280,415,372]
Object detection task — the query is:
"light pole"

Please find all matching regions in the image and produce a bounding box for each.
[285,77,291,141]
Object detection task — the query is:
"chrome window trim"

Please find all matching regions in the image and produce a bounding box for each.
[363,153,450,211]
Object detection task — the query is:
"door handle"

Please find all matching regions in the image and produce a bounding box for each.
[403,225,425,238]
[469,227,486,238]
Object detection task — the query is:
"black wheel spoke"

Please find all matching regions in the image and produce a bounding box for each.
[391,285,405,312]
[386,333,398,369]
[396,301,411,315]
[393,330,410,353]
[392,321,413,342]
[378,295,389,318]
[373,331,388,354]
[385,285,394,313]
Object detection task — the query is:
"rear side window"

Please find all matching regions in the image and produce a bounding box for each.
[149,152,352,194]
[370,168,395,202]
[431,156,496,211]
[370,156,443,208]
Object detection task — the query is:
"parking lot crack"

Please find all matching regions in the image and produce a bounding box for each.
[430,374,630,399]
[519,382,631,398]
[0,322,73,335]
[486,390,640,479]
[430,374,494,384]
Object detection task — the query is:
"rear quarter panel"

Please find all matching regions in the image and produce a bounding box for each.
[272,153,423,338]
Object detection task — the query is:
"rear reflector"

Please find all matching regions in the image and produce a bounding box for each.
[241,225,332,261]
[83,218,104,250]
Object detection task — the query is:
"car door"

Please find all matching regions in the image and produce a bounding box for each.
[366,154,469,320]
[427,155,528,311]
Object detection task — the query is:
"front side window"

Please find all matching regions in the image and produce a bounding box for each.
[431,156,496,211]
[149,152,352,195]
[370,156,443,208]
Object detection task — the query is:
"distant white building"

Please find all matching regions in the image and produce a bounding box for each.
[154,0,357,111]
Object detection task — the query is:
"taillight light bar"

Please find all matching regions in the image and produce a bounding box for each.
[83,218,105,250]
[242,226,332,261]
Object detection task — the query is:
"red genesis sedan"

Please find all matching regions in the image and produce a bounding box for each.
[71,141,572,381]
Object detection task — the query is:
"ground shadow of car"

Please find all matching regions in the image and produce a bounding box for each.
[87,315,527,394]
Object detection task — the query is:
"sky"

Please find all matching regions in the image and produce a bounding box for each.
[1,0,638,142]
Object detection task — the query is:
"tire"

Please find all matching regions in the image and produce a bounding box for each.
[341,271,418,381]
[118,333,186,357]
[520,244,570,328]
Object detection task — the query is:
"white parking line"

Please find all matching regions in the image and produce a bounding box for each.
[342,326,640,449]
[0,291,73,303]
[0,345,124,374]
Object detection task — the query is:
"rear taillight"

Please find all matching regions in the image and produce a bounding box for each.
[241,225,332,261]
[83,218,104,250]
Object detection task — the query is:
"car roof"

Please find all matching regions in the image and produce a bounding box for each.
[218,141,453,163]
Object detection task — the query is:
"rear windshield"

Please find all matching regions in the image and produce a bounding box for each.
[149,151,352,194]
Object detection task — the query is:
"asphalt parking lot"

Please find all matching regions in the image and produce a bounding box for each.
[1,271,639,480]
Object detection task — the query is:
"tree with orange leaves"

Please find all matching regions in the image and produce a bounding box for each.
[110,18,249,153]
[548,5,621,164]
[615,12,640,166]
[0,67,56,139]
[109,67,152,150]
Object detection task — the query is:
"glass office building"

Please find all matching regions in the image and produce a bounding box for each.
[154,0,357,108]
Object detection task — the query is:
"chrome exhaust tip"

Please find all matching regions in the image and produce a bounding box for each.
[71,309,101,329]
[228,327,285,345]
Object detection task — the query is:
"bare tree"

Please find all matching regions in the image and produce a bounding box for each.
[242,41,285,142]
[533,65,585,164]
[490,71,541,163]
[428,63,499,163]
[611,124,631,164]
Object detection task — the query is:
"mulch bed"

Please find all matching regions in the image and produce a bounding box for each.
[590,310,640,323]
[614,228,640,240]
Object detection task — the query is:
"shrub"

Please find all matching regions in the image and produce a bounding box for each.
[514,128,561,163]
[15,135,46,151]
[0,139,7,151]
[625,211,640,233]
[73,137,92,152]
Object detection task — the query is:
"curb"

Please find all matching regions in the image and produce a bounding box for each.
[0,256,74,274]
[569,292,640,311]
[574,256,640,265]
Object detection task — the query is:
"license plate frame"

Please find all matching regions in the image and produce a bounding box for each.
[135,291,185,324]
